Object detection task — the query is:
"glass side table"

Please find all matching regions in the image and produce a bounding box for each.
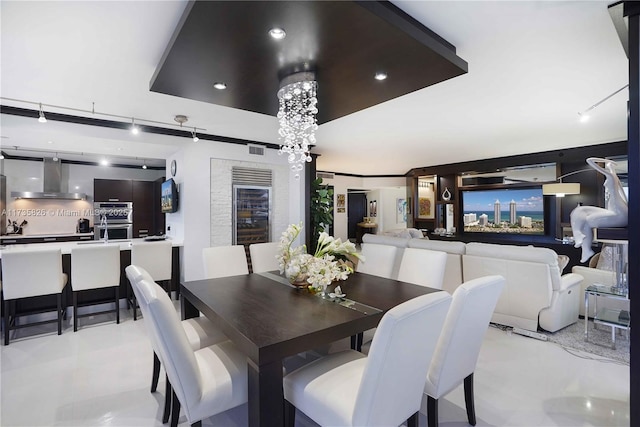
[584,283,630,349]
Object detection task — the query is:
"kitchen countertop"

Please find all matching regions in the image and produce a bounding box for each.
[0,237,183,257]
[0,233,94,239]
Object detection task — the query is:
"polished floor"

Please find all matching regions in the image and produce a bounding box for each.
[0,305,630,427]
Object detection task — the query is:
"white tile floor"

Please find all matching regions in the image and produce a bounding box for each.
[1,306,630,427]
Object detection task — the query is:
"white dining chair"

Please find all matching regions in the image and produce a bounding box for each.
[202,245,249,278]
[132,273,248,427]
[71,244,121,331]
[125,265,227,424]
[283,291,452,427]
[397,248,447,289]
[421,275,505,427]
[355,243,397,278]
[249,242,280,273]
[2,249,68,345]
[130,240,172,320]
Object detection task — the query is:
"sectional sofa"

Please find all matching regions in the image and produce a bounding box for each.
[361,234,583,333]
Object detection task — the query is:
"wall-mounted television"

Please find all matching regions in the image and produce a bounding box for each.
[461,186,545,235]
[161,178,179,213]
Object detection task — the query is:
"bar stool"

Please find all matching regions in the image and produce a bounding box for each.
[130,241,172,320]
[2,249,68,345]
[71,244,121,331]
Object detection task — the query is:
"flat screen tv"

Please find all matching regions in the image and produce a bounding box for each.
[161,178,178,213]
[461,187,545,235]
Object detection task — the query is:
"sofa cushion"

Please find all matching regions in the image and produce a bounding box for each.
[408,239,466,255]
[362,234,410,248]
[465,242,562,291]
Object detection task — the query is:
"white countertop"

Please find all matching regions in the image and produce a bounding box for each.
[0,233,94,239]
[0,238,183,257]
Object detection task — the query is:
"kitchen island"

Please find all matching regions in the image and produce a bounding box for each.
[0,238,183,320]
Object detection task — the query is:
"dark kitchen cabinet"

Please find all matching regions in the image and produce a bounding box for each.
[133,180,154,237]
[94,179,133,202]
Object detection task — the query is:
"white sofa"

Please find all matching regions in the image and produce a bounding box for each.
[463,242,583,332]
[361,234,584,333]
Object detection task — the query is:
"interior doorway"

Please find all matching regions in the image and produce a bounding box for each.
[347,192,367,242]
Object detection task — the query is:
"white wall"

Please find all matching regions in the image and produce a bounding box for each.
[379,187,408,233]
[2,158,164,235]
[167,140,304,282]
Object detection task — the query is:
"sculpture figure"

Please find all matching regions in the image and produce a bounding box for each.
[570,157,628,263]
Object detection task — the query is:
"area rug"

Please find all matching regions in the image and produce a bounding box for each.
[542,320,630,365]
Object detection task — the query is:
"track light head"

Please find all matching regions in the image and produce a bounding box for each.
[130,118,139,135]
[38,103,47,123]
[192,128,199,142]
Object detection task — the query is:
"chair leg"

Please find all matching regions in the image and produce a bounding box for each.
[4,300,10,345]
[427,396,438,427]
[162,374,172,424]
[151,352,161,392]
[57,293,63,335]
[115,286,120,324]
[133,294,138,321]
[73,291,79,332]
[464,373,477,426]
[284,399,296,427]
[170,390,180,427]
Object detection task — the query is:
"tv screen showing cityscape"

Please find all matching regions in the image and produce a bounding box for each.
[462,187,544,234]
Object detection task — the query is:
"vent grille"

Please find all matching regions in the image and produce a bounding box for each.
[317,172,334,180]
[248,145,265,156]
[232,167,272,186]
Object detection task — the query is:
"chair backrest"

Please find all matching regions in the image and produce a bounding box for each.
[426,275,505,398]
[132,276,203,416]
[397,248,447,289]
[202,245,249,279]
[71,244,121,291]
[356,243,398,279]
[353,291,452,426]
[131,241,172,282]
[249,242,280,273]
[2,249,66,300]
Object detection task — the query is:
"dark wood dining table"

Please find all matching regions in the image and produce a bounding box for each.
[180,271,439,427]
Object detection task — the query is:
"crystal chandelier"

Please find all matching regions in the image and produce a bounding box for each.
[277,71,318,177]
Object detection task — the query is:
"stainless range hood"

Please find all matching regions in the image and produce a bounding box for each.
[11,158,87,200]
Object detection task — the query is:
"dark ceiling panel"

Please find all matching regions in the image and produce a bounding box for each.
[150,0,468,124]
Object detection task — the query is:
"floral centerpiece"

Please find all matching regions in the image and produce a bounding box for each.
[277,223,363,292]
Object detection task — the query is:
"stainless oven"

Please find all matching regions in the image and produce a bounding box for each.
[93,202,133,223]
[94,223,133,240]
[94,202,133,240]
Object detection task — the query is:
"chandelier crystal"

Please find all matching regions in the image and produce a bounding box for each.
[277,71,318,177]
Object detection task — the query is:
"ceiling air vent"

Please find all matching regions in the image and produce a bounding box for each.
[317,172,334,180]
[248,145,265,156]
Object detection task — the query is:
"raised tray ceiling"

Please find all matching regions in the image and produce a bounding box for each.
[150,1,468,124]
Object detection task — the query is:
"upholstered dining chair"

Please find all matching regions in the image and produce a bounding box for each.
[125,265,227,424]
[202,245,249,278]
[130,240,172,320]
[132,272,248,427]
[355,243,397,278]
[397,248,447,289]
[249,242,280,273]
[2,249,68,345]
[421,275,505,427]
[283,291,452,427]
[71,244,121,331]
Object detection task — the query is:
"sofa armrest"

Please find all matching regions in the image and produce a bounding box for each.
[571,266,616,288]
[559,272,583,292]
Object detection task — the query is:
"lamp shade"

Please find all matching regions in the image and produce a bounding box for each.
[542,182,580,197]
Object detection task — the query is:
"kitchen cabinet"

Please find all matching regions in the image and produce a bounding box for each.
[94,179,133,202]
[0,234,94,244]
[133,180,153,238]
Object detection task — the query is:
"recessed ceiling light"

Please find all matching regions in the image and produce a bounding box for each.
[213,82,227,90]
[47,140,53,144]
[374,72,388,81]
[100,159,109,166]
[268,27,286,40]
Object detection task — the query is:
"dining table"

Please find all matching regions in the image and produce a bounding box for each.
[180,271,440,427]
